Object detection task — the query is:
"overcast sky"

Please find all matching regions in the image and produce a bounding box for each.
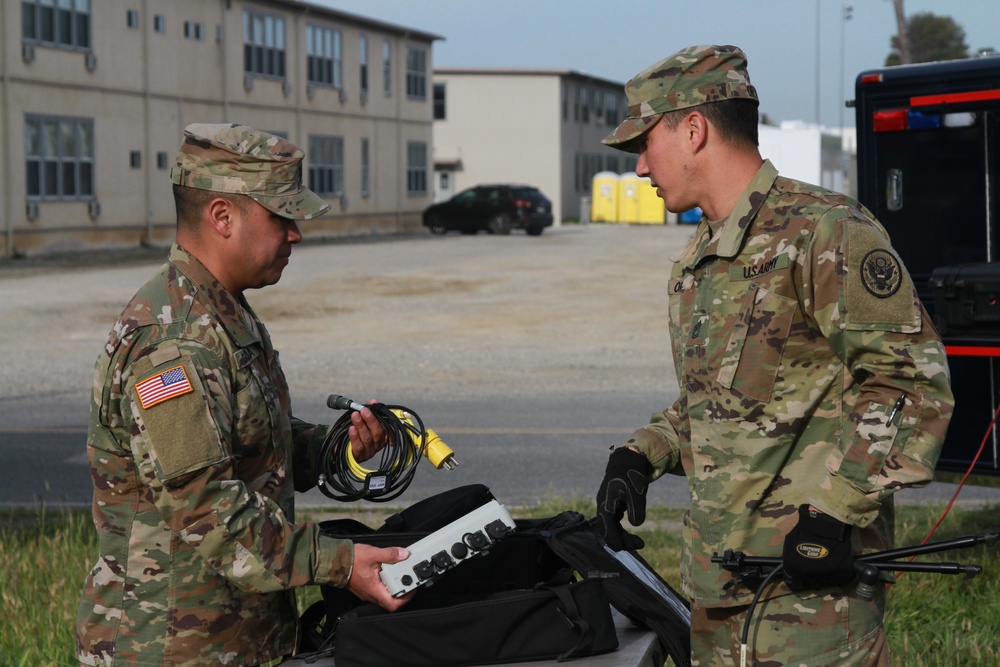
[316,0,1000,129]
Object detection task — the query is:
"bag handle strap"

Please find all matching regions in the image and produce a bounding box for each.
[539,581,594,662]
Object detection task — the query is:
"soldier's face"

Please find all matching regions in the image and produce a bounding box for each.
[231,202,302,291]
[635,116,695,213]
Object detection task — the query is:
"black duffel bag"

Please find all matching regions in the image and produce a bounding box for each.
[299,484,689,666]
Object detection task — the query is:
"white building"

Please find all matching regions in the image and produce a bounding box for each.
[759,121,856,197]
[431,68,633,224]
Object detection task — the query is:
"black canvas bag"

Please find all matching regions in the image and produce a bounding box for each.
[538,512,692,667]
[331,573,617,667]
[299,485,689,666]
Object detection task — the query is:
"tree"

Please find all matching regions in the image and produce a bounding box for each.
[885,12,969,66]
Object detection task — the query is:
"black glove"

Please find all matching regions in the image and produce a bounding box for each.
[596,447,652,551]
[782,504,856,591]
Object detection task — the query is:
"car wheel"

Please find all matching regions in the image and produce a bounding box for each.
[526,225,544,236]
[487,214,512,235]
[427,216,447,235]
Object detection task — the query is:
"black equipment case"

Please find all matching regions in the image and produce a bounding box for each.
[929,263,1000,336]
[298,485,691,667]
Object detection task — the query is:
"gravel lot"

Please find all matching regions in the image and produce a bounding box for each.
[2,222,997,509]
[0,223,685,422]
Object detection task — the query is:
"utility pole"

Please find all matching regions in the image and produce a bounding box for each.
[893,0,912,64]
[840,5,853,131]
[815,0,821,124]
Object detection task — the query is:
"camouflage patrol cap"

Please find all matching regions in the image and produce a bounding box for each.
[170,123,330,220]
[604,45,758,153]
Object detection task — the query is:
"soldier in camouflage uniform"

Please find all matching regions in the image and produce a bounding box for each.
[76,123,410,667]
[594,46,953,666]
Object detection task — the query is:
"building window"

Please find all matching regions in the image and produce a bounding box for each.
[126,9,139,29]
[308,136,344,196]
[22,0,91,49]
[359,35,369,94]
[306,24,341,87]
[406,142,427,195]
[129,150,141,169]
[433,83,446,120]
[361,138,370,198]
[605,92,619,127]
[153,14,165,33]
[406,46,427,99]
[581,87,590,123]
[383,40,392,96]
[184,21,205,41]
[243,9,285,78]
[25,115,94,200]
[576,153,605,193]
[157,151,169,170]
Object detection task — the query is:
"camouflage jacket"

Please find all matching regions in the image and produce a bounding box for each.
[626,161,953,606]
[76,244,352,666]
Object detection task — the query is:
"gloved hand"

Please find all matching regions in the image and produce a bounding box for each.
[596,447,652,551]
[782,504,856,591]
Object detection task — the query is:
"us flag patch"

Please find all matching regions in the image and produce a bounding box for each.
[135,365,193,409]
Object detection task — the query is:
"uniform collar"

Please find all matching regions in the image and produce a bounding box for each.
[678,159,778,269]
[167,243,262,348]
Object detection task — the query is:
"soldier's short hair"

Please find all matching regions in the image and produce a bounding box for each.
[659,98,760,150]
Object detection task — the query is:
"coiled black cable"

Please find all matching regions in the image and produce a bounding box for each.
[315,394,426,502]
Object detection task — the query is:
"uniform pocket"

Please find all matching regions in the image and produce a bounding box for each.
[718,285,796,402]
[233,348,277,459]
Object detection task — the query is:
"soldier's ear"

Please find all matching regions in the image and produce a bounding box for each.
[685,110,709,153]
[205,197,236,239]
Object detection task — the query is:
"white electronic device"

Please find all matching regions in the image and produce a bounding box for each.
[379,499,516,597]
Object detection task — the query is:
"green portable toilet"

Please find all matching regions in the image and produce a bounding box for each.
[591,171,620,223]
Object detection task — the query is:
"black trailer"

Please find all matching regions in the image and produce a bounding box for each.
[853,55,1000,476]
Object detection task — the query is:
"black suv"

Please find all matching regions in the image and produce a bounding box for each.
[422,184,554,236]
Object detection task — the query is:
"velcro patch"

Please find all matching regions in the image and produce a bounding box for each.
[845,223,920,331]
[130,353,227,482]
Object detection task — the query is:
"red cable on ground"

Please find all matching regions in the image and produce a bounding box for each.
[886,400,1000,588]
[917,400,1000,547]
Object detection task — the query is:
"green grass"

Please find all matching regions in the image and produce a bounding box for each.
[3,501,998,666]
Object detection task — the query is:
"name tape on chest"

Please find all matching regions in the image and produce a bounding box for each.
[728,253,790,281]
[135,365,194,409]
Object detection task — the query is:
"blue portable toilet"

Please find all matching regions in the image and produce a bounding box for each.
[678,207,702,224]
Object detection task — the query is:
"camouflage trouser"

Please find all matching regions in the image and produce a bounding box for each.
[690,585,890,667]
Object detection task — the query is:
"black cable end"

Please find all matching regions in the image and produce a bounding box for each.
[327,394,355,411]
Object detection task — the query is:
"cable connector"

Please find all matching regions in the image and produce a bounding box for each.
[390,409,459,471]
[423,428,458,470]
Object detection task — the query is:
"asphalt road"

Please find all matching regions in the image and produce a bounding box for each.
[1,223,997,512]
